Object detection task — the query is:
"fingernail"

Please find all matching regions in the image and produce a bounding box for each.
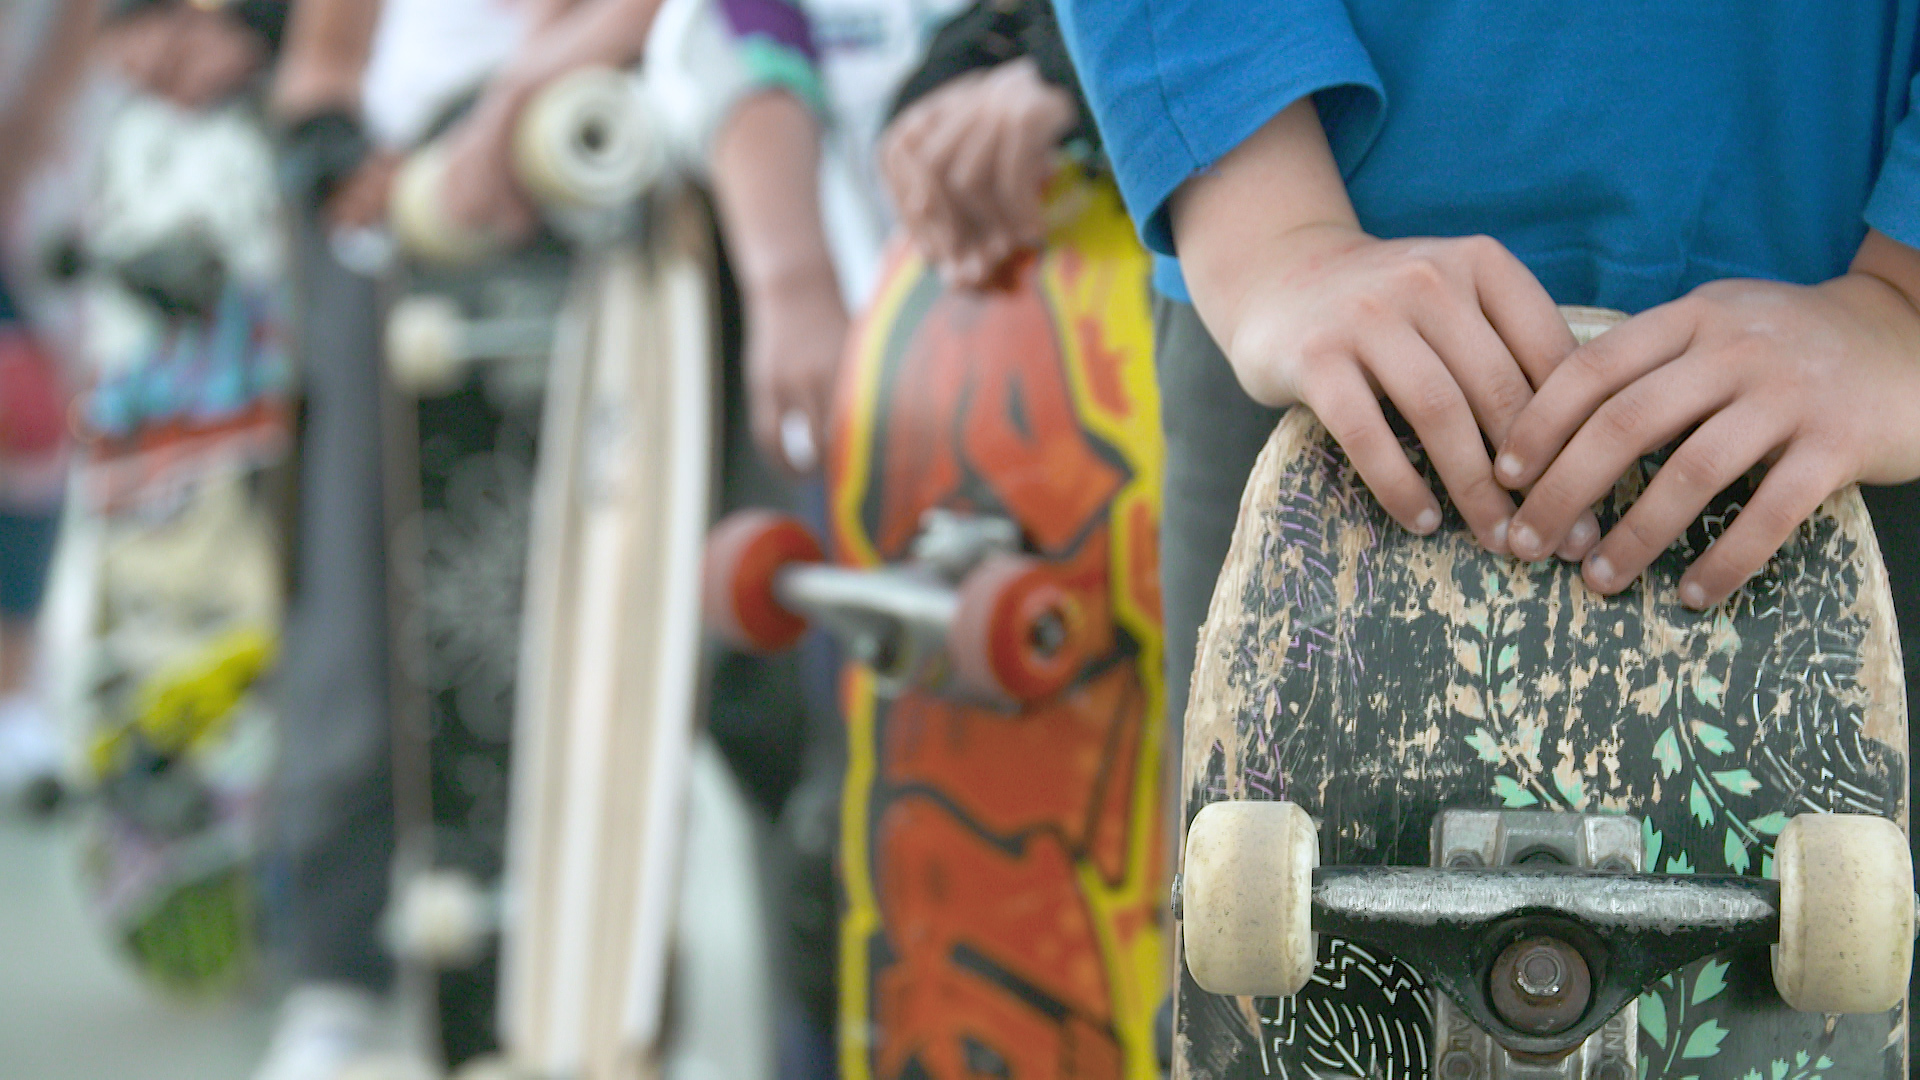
[1496,454,1525,485]
[1558,516,1598,561]
[1414,507,1440,534]
[1510,522,1542,560]
[1586,553,1615,591]
[1491,517,1510,554]
[1680,581,1708,609]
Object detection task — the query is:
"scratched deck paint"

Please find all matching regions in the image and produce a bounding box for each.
[1178,402,1908,1080]
[829,177,1169,1080]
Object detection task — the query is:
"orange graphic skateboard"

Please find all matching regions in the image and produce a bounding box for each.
[707,174,1168,1080]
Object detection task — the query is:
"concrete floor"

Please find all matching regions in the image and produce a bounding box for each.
[0,817,274,1080]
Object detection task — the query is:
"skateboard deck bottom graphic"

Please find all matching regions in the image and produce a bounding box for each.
[824,177,1170,1080]
[1177,309,1908,1080]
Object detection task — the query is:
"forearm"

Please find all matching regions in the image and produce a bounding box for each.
[710,90,842,303]
[272,0,383,119]
[1168,97,1359,393]
[0,0,105,212]
[488,0,665,112]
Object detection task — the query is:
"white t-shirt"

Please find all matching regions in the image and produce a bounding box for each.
[360,0,530,149]
[804,0,966,302]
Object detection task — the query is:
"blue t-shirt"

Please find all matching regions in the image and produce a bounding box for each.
[1057,1,1920,310]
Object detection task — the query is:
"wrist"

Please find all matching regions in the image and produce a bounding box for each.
[747,262,843,307]
[271,61,361,123]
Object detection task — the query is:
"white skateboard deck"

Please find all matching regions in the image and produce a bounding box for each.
[499,189,768,1080]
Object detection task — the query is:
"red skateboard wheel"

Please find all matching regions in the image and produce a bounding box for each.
[950,553,1086,704]
[703,510,823,653]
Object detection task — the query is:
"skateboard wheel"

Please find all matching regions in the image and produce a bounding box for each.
[389,868,492,967]
[703,511,822,652]
[450,1056,529,1080]
[338,1055,438,1080]
[512,67,662,212]
[1182,800,1318,997]
[1560,305,1626,345]
[950,554,1085,704]
[389,145,502,266]
[385,295,467,395]
[1771,813,1913,1013]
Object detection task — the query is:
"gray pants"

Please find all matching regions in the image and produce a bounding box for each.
[1152,294,1283,756]
[269,219,396,992]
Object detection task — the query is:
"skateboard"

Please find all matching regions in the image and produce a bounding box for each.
[374,65,775,1080]
[378,65,669,1071]
[62,93,292,995]
[1174,308,1912,1079]
[705,174,1169,1080]
[490,180,777,1080]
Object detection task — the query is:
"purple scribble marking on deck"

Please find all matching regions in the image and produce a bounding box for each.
[1243,763,1281,800]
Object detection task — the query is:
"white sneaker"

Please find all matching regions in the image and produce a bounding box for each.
[0,690,63,811]
[251,983,383,1080]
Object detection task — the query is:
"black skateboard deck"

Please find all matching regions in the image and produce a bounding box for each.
[1176,309,1909,1079]
[382,246,564,1066]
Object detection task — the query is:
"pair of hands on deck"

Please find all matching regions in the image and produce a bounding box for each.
[1175,99,1920,610]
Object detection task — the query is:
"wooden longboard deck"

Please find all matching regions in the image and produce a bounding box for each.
[828,177,1169,1080]
[1179,314,1908,1079]
[499,188,731,1080]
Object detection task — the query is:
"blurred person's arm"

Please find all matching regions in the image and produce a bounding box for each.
[0,0,106,217]
[878,1,1088,288]
[435,0,667,238]
[270,0,394,228]
[710,88,847,473]
[271,0,382,119]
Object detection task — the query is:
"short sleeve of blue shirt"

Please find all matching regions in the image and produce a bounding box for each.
[1055,0,1383,259]
[1059,2,1920,312]
[1869,69,1920,251]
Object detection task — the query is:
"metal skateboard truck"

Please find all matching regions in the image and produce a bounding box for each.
[1179,805,1913,1076]
[703,508,1091,704]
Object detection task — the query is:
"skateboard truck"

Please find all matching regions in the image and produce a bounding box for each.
[1180,803,1913,1074]
[703,508,1091,704]
[385,294,558,395]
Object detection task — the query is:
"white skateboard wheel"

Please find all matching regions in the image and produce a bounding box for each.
[389,145,503,266]
[390,867,493,967]
[386,295,467,395]
[1771,813,1913,1013]
[1182,800,1318,997]
[450,1055,529,1080]
[338,1055,438,1080]
[512,67,662,212]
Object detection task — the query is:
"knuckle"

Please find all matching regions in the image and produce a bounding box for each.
[1451,470,1507,514]
[1295,327,1352,371]
[1457,233,1503,265]
[1321,407,1383,460]
[1664,442,1731,494]
[1393,257,1448,298]
[1566,342,1613,382]
[1738,496,1804,544]
[1479,375,1532,422]
[1612,512,1666,557]
[1339,290,1393,326]
[1593,391,1651,445]
[1399,378,1460,426]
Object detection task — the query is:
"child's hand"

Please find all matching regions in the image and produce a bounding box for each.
[1172,99,1580,553]
[746,278,850,476]
[1497,230,1920,608]
[1212,222,1577,551]
[436,92,539,246]
[880,58,1077,289]
[102,3,267,110]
